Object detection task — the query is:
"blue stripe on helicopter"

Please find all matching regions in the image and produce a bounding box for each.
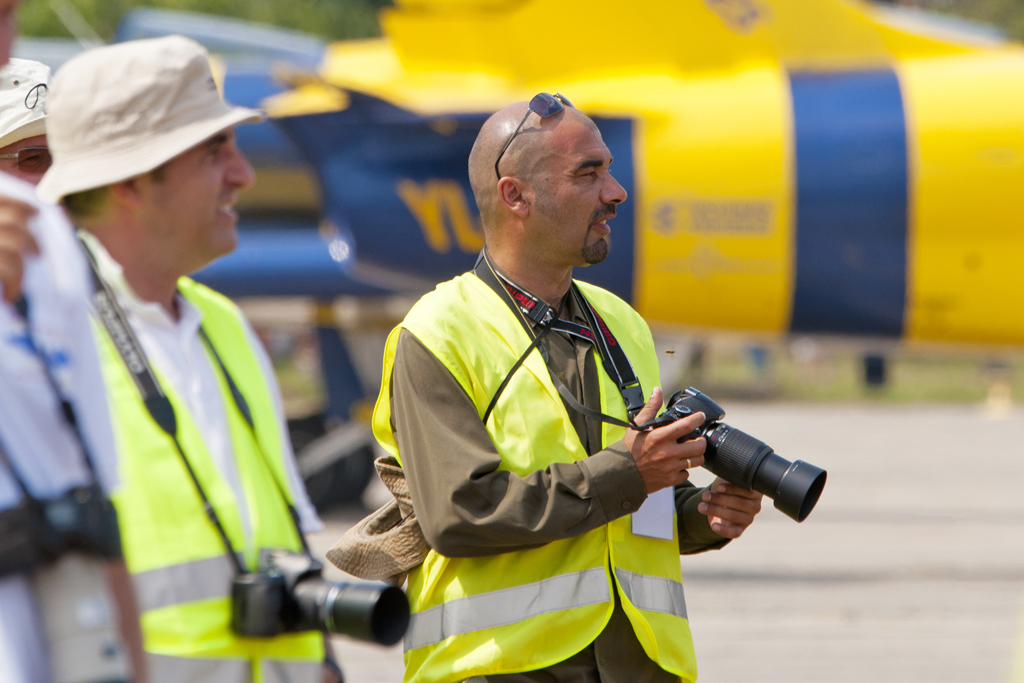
[788,69,908,337]
[274,92,636,302]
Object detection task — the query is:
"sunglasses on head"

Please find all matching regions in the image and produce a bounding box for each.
[494,93,574,179]
[0,146,52,175]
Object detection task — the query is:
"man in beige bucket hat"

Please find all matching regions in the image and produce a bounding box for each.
[40,35,338,683]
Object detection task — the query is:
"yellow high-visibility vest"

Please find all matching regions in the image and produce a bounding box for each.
[373,273,697,683]
[94,277,323,683]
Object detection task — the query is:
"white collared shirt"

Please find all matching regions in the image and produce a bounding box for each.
[78,231,323,549]
[0,174,118,683]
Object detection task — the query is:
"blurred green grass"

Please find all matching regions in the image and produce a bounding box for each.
[669,341,1023,404]
[915,0,1024,43]
[265,324,1024,413]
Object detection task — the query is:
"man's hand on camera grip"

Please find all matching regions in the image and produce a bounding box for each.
[625,387,707,495]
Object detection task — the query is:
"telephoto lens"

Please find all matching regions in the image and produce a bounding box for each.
[291,577,410,646]
[702,423,827,522]
[231,549,410,645]
[667,388,827,522]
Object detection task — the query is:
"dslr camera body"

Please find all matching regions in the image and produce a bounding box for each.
[0,483,121,576]
[0,483,130,683]
[653,388,827,522]
[231,548,410,646]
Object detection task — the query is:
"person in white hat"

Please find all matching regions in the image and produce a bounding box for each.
[0,9,147,683]
[0,0,39,304]
[0,58,50,184]
[40,35,337,683]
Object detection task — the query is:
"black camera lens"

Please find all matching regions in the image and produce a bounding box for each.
[235,550,412,643]
[327,583,409,646]
[292,579,410,645]
[704,424,826,522]
[753,455,827,523]
[665,388,828,523]
[703,425,773,489]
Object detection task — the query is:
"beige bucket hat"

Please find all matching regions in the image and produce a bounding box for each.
[0,58,50,149]
[326,455,429,586]
[37,35,263,204]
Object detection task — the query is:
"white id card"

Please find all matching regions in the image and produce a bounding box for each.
[631,487,675,540]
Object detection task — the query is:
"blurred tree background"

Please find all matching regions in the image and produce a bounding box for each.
[17,1,1024,45]
[18,0,394,42]
[18,0,1024,44]
[882,0,1024,41]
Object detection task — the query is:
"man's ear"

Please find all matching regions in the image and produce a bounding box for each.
[497,177,531,218]
[107,177,145,209]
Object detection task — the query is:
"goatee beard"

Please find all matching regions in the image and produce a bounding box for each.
[582,235,609,265]
[582,202,615,265]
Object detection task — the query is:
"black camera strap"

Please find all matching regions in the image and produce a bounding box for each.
[80,240,246,575]
[0,429,51,578]
[196,328,312,558]
[0,429,35,501]
[11,296,102,484]
[0,299,122,572]
[79,235,312,571]
[473,251,644,430]
[569,287,647,416]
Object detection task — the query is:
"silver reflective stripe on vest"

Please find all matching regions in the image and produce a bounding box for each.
[148,653,249,683]
[133,555,236,613]
[262,659,322,683]
[614,568,687,618]
[405,567,609,651]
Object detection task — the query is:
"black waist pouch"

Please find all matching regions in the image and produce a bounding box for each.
[0,486,122,579]
[0,498,51,577]
[48,486,123,560]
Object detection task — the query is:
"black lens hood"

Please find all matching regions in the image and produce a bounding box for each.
[771,460,827,522]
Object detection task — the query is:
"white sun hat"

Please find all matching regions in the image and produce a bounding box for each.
[0,58,51,149]
[37,35,263,204]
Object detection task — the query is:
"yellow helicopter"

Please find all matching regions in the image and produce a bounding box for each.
[263,0,1024,348]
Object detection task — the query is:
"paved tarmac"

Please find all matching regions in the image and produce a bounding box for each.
[306,403,1024,683]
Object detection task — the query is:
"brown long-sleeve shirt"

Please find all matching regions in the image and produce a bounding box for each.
[390,288,727,558]
[387,270,727,682]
